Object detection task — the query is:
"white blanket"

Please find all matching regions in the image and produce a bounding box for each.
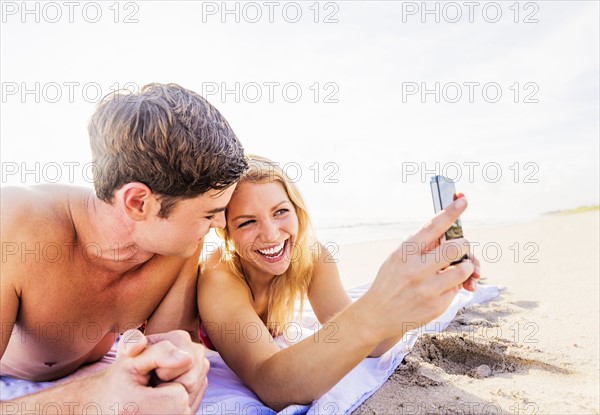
[0,284,500,414]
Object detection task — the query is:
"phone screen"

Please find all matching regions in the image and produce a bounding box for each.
[430,175,464,241]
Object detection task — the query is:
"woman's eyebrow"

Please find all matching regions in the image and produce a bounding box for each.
[231,201,289,222]
[272,201,289,210]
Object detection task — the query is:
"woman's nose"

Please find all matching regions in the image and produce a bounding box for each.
[260,220,280,242]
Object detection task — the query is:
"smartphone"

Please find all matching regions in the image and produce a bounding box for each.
[430,175,467,263]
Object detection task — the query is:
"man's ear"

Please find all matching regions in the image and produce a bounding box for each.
[120,183,156,221]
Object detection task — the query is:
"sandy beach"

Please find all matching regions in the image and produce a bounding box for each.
[334,211,599,414]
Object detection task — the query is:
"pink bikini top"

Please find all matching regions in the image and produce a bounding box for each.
[198,318,278,351]
[198,320,216,351]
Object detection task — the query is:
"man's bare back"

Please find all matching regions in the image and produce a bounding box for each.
[1,185,194,381]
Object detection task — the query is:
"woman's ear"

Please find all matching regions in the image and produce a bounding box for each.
[119,182,156,221]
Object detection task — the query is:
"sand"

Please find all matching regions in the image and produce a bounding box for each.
[333,211,599,414]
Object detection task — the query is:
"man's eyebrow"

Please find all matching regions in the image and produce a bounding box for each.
[205,206,227,215]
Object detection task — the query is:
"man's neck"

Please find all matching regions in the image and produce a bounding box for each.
[73,191,156,275]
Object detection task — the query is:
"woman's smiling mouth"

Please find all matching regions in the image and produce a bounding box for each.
[256,239,289,262]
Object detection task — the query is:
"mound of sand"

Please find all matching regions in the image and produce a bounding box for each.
[354,298,573,415]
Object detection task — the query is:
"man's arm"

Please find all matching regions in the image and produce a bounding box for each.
[132,241,209,410]
[1,332,198,415]
[1,188,25,363]
[0,261,19,368]
[143,242,203,340]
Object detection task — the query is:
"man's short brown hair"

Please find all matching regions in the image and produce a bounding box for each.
[88,83,247,217]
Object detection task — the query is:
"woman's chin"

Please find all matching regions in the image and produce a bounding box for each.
[257,257,291,276]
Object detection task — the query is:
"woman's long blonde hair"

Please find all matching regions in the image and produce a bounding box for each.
[215,155,317,336]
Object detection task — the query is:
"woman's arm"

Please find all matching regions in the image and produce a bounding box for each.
[308,243,481,357]
[307,243,404,357]
[198,202,475,410]
[198,251,377,410]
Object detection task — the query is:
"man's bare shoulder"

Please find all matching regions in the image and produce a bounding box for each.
[1,185,90,243]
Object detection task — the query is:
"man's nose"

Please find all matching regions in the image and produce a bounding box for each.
[211,211,226,229]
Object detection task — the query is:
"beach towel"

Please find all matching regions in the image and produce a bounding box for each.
[0,284,500,414]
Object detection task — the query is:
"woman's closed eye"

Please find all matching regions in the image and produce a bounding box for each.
[237,219,255,228]
[236,209,289,228]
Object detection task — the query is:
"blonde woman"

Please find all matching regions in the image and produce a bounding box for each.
[198,155,480,409]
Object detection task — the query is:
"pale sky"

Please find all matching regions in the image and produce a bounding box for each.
[1,1,598,227]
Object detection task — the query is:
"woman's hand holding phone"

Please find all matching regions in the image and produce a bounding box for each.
[430,175,480,291]
[362,196,476,340]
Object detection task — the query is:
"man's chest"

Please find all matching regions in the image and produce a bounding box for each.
[2,255,185,379]
[17,254,184,338]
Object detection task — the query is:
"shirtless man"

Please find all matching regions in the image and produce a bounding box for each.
[1,83,248,414]
[1,82,478,413]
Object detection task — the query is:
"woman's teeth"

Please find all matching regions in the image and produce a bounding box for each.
[257,241,286,258]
